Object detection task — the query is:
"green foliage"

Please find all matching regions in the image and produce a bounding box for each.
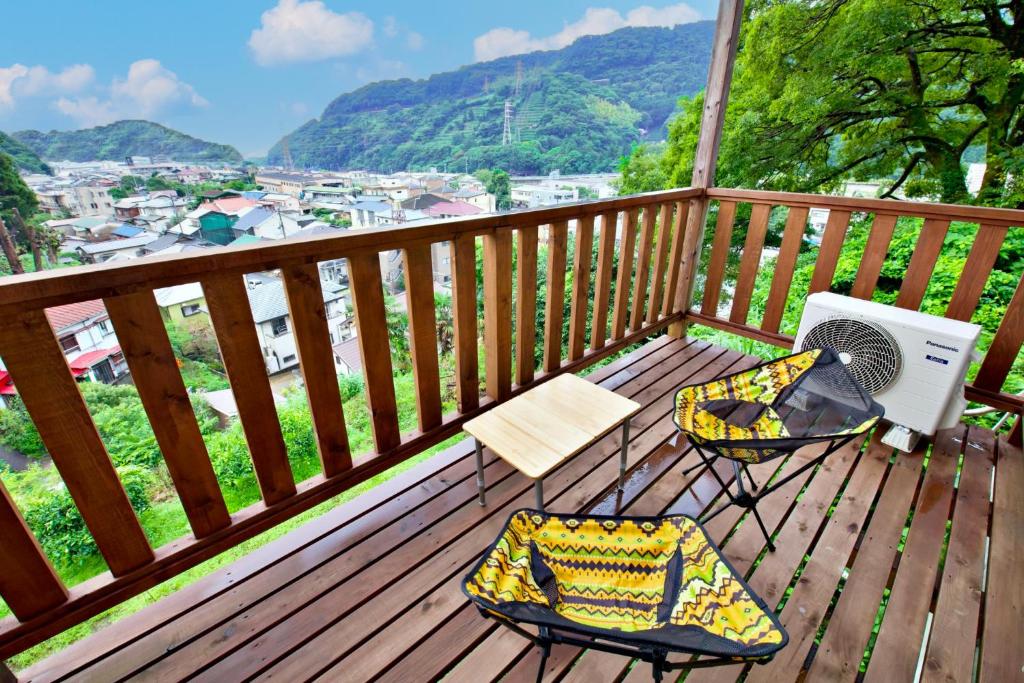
[12,120,243,164]
[0,397,46,456]
[0,151,39,219]
[476,168,512,209]
[0,132,51,174]
[623,1,1024,207]
[266,23,715,173]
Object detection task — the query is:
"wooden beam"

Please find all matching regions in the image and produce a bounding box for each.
[203,273,296,504]
[761,206,807,333]
[0,309,154,576]
[629,204,658,330]
[515,226,539,385]
[280,263,352,477]
[347,253,401,452]
[668,0,744,338]
[647,202,673,323]
[105,291,231,536]
[483,231,513,399]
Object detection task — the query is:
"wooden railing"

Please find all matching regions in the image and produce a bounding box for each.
[688,188,1024,427]
[0,188,699,658]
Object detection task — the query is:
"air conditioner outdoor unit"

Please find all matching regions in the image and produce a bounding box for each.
[794,292,981,451]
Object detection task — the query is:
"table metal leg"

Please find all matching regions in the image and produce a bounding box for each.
[534,479,544,510]
[618,418,631,491]
[475,438,486,506]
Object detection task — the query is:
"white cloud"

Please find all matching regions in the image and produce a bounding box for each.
[248,0,373,66]
[0,63,94,109]
[382,16,399,38]
[55,59,207,127]
[406,31,425,50]
[473,3,701,61]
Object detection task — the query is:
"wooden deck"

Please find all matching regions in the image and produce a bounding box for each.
[19,336,1023,683]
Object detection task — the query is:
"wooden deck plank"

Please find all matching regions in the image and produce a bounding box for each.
[920,425,994,683]
[145,341,721,681]
[806,441,926,681]
[863,426,964,683]
[980,436,1024,682]
[27,335,674,683]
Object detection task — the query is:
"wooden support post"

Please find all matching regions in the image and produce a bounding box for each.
[668,0,744,338]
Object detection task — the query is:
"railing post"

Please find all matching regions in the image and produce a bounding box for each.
[668,0,744,338]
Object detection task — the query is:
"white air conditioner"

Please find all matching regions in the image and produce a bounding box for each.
[794,292,980,450]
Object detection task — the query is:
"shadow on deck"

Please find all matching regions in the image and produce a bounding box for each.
[21,336,1023,682]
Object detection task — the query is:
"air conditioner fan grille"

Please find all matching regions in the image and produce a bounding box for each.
[800,316,902,394]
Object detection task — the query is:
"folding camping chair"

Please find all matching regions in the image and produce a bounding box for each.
[673,348,884,551]
[463,510,788,682]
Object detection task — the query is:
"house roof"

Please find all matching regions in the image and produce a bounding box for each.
[246,277,342,323]
[425,200,483,217]
[140,233,181,253]
[68,346,121,371]
[232,206,275,233]
[154,282,205,308]
[45,300,107,330]
[332,337,362,374]
[72,216,108,230]
[112,224,145,238]
[78,234,157,254]
[0,370,16,396]
[228,234,264,246]
[400,193,450,210]
[199,196,257,215]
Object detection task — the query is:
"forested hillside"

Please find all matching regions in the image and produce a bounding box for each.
[12,120,244,163]
[0,131,51,174]
[267,22,714,173]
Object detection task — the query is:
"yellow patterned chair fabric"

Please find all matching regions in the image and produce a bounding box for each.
[673,348,883,464]
[463,509,787,660]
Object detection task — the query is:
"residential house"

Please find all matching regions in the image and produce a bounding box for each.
[189,197,258,244]
[73,181,118,216]
[510,184,577,208]
[46,300,128,384]
[111,224,146,239]
[254,171,318,197]
[113,197,145,221]
[76,233,158,263]
[35,187,78,215]
[256,192,302,212]
[350,200,394,229]
[424,200,483,219]
[453,187,496,212]
[245,276,353,374]
[155,282,208,325]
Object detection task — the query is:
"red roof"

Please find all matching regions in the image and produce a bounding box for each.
[201,197,257,214]
[425,201,483,218]
[45,300,108,330]
[68,346,121,372]
[0,370,15,396]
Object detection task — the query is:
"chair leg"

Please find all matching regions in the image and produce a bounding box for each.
[750,503,776,552]
[651,649,667,682]
[536,631,551,683]
[681,452,716,476]
[742,462,758,491]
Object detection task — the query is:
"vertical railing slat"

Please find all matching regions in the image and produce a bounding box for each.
[402,244,443,431]
[543,221,569,372]
[105,291,231,535]
[761,205,807,334]
[729,202,772,324]
[647,203,673,323]
[515,226,539,385]
[449,234,479,412]
[567,215,595,361]
[611,208,639,340]
[347,253,401,451]
[0,481,68,621]
[0,309,154,576]
[629,204,658,330]
[203,273,296,503]
[280,262,352,477]
[483,231,513,399]
[895,218,951,310]
[808,209,852,294]
[700,200,737,316]
[974,275,1024,392]
[945,224,1009,322]
[590,211,618,350]
[850,213,898,300]
[662,200,690,317]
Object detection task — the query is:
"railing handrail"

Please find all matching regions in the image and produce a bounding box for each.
[707,187,1024,227]
[0,188,702,312]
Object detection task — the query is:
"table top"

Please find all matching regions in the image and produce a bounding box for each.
[463,373,641,479]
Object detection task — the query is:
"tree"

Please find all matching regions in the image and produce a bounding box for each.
[476,168,512,209]
[624,0,1024,207]
[0,152,38,219]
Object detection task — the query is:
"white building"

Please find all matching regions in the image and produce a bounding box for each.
[511,185,577,208]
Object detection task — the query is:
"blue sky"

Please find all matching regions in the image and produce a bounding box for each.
[0,1,718,157]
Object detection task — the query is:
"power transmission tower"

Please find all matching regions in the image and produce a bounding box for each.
[281,135,293,170]
[502,100,513,145]
[483,76,489,93]
[514,60,523,97]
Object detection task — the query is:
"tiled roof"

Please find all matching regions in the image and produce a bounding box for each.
[232,206,275,233]
[69,346,121,370]
[78,234,157,254]
[45,300,107,330]
[400,193,449,210]
[200,197,257,215]
[332,337,362,374]
[425,200,483,217]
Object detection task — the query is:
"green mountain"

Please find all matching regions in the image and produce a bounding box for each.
[0,131,51,175]
[268,22,714,174]
[12,120,244,164]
